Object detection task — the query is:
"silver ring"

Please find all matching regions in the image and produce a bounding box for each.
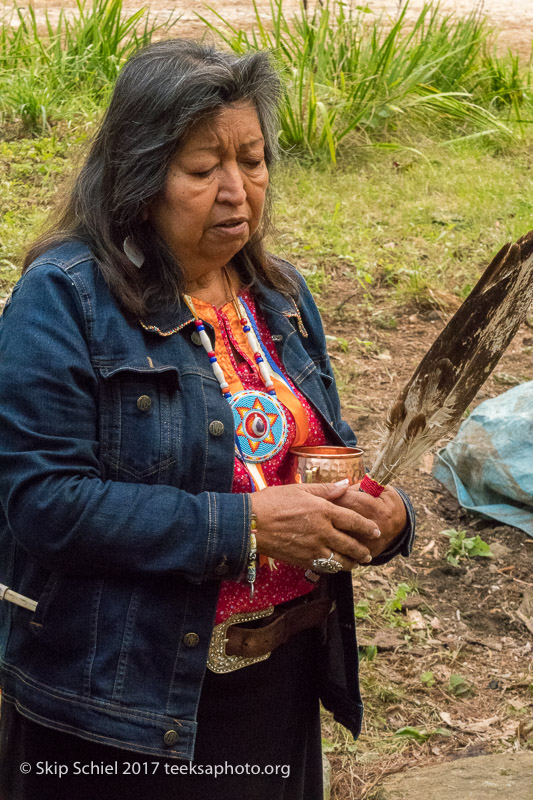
[311,551,343,574]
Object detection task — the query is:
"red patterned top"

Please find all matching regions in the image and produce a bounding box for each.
[188,290,329,624]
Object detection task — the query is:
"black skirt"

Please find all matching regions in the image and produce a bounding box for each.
[0,626,323,800]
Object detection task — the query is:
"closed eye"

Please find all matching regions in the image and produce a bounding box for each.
[192,167,216,178]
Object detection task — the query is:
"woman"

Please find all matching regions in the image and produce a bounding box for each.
[0,40,414,799]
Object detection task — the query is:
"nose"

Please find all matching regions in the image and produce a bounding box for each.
[217,162,247,206]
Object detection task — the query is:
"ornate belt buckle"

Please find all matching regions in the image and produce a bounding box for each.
[206,605,275,674]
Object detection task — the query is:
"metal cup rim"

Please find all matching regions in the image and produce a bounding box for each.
[289,446,364,459]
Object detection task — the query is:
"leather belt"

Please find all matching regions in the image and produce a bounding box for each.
[206,593,333,674]
[226,596,332,657]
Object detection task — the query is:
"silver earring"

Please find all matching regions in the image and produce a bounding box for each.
[123,236,145,268]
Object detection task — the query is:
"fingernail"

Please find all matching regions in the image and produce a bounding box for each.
[363,554,372,563]
[372,529,381,538]
[334,479,350,486]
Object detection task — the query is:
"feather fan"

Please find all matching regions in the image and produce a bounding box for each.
[361,230,533,493]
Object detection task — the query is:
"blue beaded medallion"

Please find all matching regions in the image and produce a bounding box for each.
[230,390,288,463]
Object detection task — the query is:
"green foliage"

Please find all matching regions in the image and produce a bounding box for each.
[394,725,450,741]
[0,0,532,159]
[200,0,528,163]
[4,126,533,305]
[1,0,532,156]
[374,313,398,330]
[420,671,435,688]
[480,49,530,110]
[0,134,80,274]
[299,265,328,295]
[0,0,178,131]
[448,673,474,697]
[383,582,416,620]
[354,599,370,620]
[274,142,533,303]
[336,336,349,353]
[358,644,377,661]
[440,529,493,565]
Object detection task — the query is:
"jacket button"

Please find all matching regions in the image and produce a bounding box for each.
[137,395,152,412]
[209,420,224,436]
[191,331,202,346]
[183,632,200,648]
[214,560,229,576]
[163,730,179,746]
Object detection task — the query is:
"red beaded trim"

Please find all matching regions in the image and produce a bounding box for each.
[360,474,385,497]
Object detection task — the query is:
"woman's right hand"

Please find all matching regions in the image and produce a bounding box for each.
[250,482,381,571]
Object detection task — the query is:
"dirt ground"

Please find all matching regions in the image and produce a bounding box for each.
[314,268,533,798]
[1,0,532,58]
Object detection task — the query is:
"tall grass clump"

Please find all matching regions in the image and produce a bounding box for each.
[0,0,178,133]
[200,0,532,162]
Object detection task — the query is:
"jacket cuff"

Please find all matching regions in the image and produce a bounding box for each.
[369,487,416,566]
[203,492,251,581]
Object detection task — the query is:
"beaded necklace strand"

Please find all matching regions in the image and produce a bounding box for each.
[183,270,290,471]
[184,274,277,401]
[182,296,280,409]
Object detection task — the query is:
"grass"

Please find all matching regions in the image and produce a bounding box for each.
[272,137,533,304]
[0,133,83,296]
[3,130,533,306]
[0,0,178,133]
[2,0,533,151]
[200,0,533,162]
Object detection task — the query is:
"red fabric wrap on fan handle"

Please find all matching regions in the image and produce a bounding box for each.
[359,474,385,497]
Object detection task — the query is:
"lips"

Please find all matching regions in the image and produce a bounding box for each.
[214,218,247,228]
[212,218,249,237]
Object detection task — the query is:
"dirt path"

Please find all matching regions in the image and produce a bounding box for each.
[1,0,532,57]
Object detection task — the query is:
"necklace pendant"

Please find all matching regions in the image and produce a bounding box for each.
[230,390,288,463]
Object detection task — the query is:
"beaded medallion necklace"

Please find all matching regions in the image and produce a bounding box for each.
[183,270,292,469]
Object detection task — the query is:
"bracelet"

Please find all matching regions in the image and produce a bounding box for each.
[246,514,258,601]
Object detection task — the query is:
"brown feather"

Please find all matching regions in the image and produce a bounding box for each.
[386,401,406,430]
[406,414,426,439]
[366,230,533,486]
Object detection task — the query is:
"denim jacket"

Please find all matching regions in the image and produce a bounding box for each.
[0,240,415,760]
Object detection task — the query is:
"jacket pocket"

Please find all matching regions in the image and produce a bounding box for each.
[318,370,333,390]
[96,362,180,483]
[29,572,60,637]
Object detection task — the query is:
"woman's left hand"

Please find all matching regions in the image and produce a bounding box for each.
[333,484,407,560]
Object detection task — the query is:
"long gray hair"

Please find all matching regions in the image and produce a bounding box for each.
[24,40,299,316]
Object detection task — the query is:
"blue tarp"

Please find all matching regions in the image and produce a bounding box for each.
[432,381,533,537]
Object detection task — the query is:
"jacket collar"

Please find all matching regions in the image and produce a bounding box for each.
[139,279,307,338]
[139,298,195,337]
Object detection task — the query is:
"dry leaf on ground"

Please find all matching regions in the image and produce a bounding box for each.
[439,712,502,733]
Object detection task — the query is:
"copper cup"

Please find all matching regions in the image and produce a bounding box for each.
[290,445,365,485]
